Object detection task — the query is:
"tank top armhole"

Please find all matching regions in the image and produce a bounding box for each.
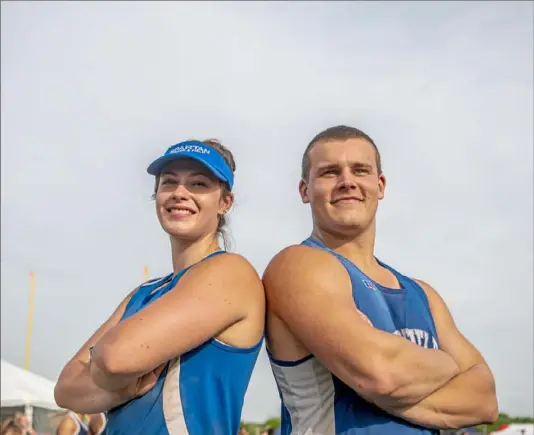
[210,336,264,354]
[266,346,314,367]
[195,250,259,354]
[410,278,440,337]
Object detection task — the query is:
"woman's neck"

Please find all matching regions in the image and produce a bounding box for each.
[170,233,221,273]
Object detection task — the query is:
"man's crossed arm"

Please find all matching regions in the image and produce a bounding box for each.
[264,246,498,430]
[384,279,498,429]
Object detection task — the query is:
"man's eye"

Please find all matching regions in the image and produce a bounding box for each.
[322,170,337,176]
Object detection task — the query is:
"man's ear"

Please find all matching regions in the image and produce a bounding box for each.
[378,173,386,200]
[299,179,310,204]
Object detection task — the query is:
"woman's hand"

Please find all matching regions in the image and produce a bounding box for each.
[123,363,167,399]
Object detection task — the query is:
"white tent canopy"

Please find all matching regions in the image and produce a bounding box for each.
[1,359,60,410]
[492,424,534,435]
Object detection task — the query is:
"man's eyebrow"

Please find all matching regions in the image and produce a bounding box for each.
[352,162,373,169]
[316,162,373,171]
[316,163,340,171]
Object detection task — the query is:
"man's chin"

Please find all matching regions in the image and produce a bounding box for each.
[329,218,373,236]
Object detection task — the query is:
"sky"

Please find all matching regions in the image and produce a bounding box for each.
[1,0,532,422]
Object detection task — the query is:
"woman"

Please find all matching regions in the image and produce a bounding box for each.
[11,414,34,435]
[56,412,89,435]
[1,419,22,435]
[88,413,107,435]
[54,139,265,435]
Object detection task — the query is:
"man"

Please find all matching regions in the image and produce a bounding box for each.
[264,125,498,434]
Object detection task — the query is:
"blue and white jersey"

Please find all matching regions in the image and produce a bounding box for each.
[91,413,107,435]
[106,251,263,435]
[269,238,440,435]
[67,412,89,435]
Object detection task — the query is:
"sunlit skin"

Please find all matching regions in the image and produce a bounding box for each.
[155,159,233,245]
[299,138,386,241]
[263,136,498,432]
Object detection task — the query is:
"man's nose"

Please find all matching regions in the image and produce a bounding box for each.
[338,168,357,190]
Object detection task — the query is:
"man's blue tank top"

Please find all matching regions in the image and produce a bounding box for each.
[269,238,440,435]
[105,251,263,435]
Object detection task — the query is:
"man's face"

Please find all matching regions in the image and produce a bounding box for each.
[300,138,385,235]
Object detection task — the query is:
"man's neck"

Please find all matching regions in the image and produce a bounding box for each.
[170,234,221,273]
[312,220,379,273]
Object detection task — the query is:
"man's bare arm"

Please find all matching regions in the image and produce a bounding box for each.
[264,246,460,407]
[384,280,498,429]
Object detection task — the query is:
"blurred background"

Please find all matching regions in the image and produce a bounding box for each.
[1,1,532,434]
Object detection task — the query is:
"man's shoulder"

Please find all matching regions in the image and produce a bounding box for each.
[411,278,450,313]
[263,244,350,300]
[266,244,342,274]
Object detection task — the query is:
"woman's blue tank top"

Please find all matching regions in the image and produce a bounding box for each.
[106,251,263,435]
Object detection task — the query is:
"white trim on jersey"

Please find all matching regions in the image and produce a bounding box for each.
[67,411,88,435]
[92,413,107,435]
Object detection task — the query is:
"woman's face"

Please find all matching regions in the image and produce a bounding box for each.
[155,159,233,241]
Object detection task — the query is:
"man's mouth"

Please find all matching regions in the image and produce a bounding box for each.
[332,196,364,204]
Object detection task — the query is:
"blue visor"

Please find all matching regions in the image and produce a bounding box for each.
[147,141,234,190]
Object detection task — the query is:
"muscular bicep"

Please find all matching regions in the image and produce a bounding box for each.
[417,279,484,370]
[264,247,395,393]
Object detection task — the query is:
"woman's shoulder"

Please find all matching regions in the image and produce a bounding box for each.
[187,252,264,299]
[203,252,260,278]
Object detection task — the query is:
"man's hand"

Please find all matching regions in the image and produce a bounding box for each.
[383,280,498,429]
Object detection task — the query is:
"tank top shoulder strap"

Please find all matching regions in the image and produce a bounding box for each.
[302,237,358,275]
[125,250,228,316]
[375,259,413,289]
[91,413,107,435]
[166,249,227,287]
[376,259,437,330]
[68,412,88,433]
[122,273,174,317]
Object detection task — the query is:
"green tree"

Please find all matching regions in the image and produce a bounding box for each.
[478,412,534,433]
[263,417,281,429]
